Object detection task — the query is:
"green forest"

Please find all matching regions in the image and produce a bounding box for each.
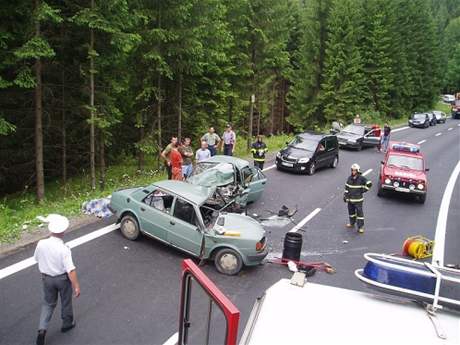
[1,0,460,204]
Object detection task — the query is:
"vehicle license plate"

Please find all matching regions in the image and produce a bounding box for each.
[282,162,293,167]
[395,187,410,193]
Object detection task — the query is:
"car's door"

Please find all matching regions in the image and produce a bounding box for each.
[315,139,328,167]
[324,136,337,165]
[363,128,380,147]
[167,197,203,256]
[139,188,176,242]
[244,166,267,203]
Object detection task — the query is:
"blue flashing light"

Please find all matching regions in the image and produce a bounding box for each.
[391,142,419,153]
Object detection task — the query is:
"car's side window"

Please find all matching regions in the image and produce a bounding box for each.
[317,139,326,153]
[173,198,199,227]
[143,189,174,213]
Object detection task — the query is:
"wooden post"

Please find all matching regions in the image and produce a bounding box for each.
[247,94,255,150]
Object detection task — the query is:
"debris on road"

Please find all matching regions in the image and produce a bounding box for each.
[268,257,335,275]
[290,271,306,287]
[342,240,349,244]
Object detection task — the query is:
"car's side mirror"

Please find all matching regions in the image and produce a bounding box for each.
[381,161,384,164]
[425,168,430,172]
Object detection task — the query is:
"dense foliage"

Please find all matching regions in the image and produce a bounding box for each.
[1,0,459,200]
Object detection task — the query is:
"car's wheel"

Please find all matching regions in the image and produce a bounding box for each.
[214,248,243,275]
[418,194,426,204]
[330,155,339,168]
[356,143,363,151]
[408,123,413,127]
[377,184,385,197]
[120,214,141,240]
[307,161,316,175]
[425,123,429,128]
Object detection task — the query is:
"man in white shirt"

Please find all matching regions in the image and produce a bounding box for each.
[195,141,211,162]
[34,214,80,345]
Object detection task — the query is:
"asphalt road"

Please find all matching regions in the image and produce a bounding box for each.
[1,120,459,345]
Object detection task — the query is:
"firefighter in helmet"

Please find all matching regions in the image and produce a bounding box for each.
[343,163,372,233]
[251,135,268,170]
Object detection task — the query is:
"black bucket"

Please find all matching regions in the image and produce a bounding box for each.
[282,232,303,261]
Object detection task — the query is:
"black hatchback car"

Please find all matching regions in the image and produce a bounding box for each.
[276,132,339,175]
[408,113,430,128]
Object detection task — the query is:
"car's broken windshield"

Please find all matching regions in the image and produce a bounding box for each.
[387,155,423,171]
[342,125,364,136]
[188,162,235,187]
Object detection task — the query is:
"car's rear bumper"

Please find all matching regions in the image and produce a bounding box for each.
[246,247,269,266]
[382,185,426,195]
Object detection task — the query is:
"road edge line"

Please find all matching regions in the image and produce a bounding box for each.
[0,223,119,281]
[432,160,460,266]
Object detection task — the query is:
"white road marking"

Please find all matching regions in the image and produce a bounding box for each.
[457,123,460,127]
[162,332,178,345]
[392,126,409,133]
[362,169,372,176]
[288,208,321,233]
[262,164,276,172]
[432,160,460,266]
[0,223,120,281]
[417,139,426,145]
[435,132,442,137]
[448,127,453,131]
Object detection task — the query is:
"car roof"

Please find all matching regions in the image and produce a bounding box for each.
[153,180,210,205]
[297,131,333,141]
[387,141,424,158]
[204,155,249,170]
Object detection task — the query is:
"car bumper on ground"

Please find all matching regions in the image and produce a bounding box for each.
[245,247,269,266]
[276,158,310,172]
[381,184,426,195]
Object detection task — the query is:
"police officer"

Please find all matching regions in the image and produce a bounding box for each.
[251,135,268,170]
[343,163,372,233]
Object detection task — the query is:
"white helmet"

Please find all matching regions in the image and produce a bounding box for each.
[351,163,361,172]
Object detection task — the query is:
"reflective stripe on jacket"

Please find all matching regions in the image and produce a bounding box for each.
[251,142,268,162]
[344,174,372,203]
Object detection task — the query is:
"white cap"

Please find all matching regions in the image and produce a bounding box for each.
[351,163,361,172]
[37,214,70,234]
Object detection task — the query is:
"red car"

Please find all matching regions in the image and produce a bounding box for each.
[377,142,428,203]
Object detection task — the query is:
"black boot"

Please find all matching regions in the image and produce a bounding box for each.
[36,330,46,345]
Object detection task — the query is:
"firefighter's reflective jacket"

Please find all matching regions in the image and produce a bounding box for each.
[251,142,268,162]
[344,174,372,203]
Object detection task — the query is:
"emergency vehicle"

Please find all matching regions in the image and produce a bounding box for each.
[377,142,428,203]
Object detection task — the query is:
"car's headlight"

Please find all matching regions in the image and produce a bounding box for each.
[298,157,310,163]
[417,183,424,190]
[348,139,356,143]
[385,178,391,184]
[393,181,400,188]
[276,152,281,158]
[256,237,266,252]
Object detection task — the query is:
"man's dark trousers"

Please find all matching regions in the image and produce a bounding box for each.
[347,201,364,228]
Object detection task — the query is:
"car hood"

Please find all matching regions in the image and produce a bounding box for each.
[279,146,314,159]
[213,213,265,241]
[383,166,426,181]
[409,118,425,123]
[336,132,361,141]
[188,162,235,187]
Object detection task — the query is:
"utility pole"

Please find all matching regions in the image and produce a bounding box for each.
[247,94,255,150]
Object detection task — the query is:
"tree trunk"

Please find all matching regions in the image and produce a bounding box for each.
[99,131,105,190]
[280,79,286,133]
[228,97,233,124]
[61,69,67,185]
[34,0,45,202]
[157,73,162,168]
[138,114,145,171]
[248,96,254,150]
[177,73,182,141]
[89,0,96,190]
[270,79,277,135]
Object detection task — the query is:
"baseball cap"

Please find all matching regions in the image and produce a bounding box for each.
[37,214,70,234]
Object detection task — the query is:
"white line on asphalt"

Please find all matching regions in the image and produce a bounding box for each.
[392,126,409,133]
[262,164,276,172]
[162,332,178,345]
[288,208,321,233]
[457,123,460,127]
[435,132,442,137]
[448,127,453,131]
[362,169,372,176]
[432,160,460,267]
[417,139,427,145]
[0,223,120,281]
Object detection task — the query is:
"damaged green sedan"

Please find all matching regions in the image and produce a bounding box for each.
[109,180,268,275]
[187,155,267,209]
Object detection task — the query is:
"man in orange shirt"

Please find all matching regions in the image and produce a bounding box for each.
[170,145,183,181]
